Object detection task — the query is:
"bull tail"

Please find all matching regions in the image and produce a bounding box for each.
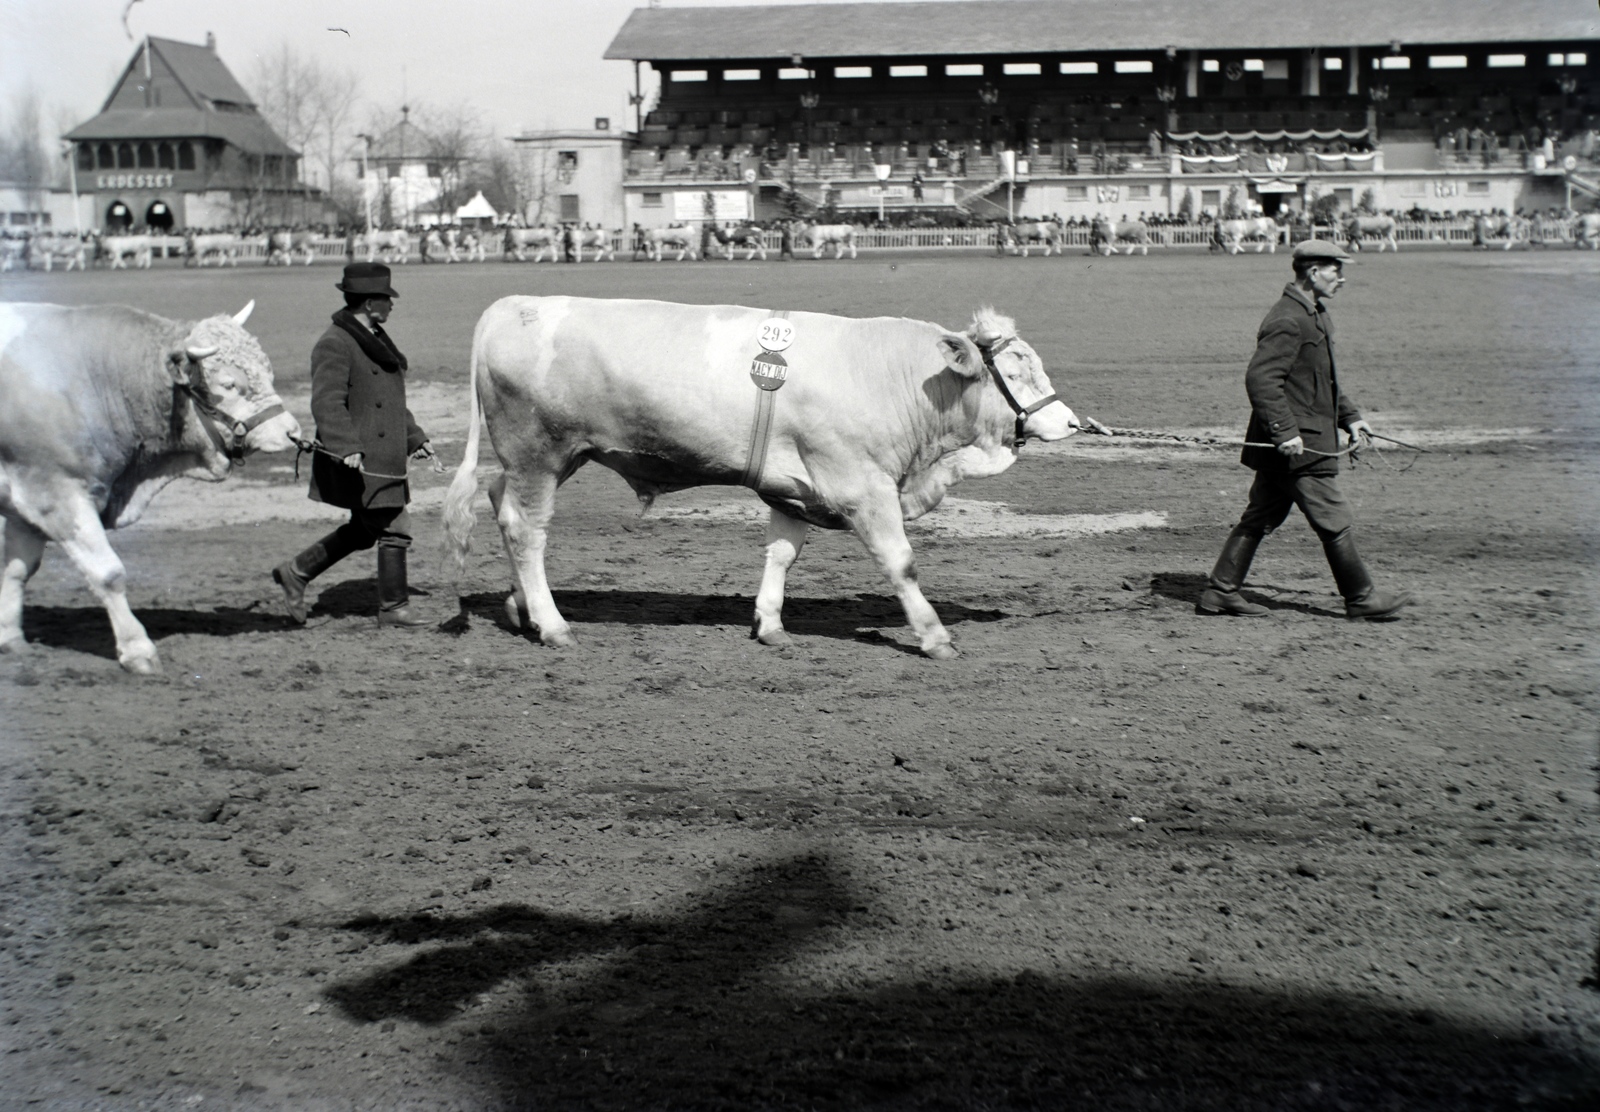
[441,312,490,592]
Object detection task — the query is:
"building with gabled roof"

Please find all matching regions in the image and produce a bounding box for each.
[62,33,327,230]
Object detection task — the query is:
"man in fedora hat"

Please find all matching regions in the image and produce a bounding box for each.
[272,262,438,627]
[1198,239,1412,620]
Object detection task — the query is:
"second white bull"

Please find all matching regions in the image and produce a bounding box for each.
[443,297,1078,658]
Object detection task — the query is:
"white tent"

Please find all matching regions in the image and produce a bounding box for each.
[455,191,498,224]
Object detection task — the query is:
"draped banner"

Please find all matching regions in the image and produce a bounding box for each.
[1166,127,1370,143]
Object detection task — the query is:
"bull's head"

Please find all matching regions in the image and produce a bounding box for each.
[169,301,302,455]
[938,310,1078,445]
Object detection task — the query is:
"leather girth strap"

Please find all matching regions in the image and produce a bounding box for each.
[740,310,787,490]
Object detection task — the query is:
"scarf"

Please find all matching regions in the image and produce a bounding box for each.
[331,309,408,372]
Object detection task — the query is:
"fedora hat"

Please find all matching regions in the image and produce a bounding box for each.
[335,262,399,298]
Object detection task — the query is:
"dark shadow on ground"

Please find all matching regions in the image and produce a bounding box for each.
[325,855,1597,1112]
[19,603,286,660]
[1151,571,1340,618]
[453,589,1010,642]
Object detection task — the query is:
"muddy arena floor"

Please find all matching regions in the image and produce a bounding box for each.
[2,248,1597,1111]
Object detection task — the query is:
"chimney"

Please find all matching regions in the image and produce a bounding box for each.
[205,31,216,51]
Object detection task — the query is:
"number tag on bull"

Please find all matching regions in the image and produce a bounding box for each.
[750,350,788,391]
[757,318,794,352]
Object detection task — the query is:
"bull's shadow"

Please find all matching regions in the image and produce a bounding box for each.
[455,588,1010,646]
[325,854,1596,1111]
[19,602,285,662]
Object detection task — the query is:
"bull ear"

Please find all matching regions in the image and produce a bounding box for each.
[937,332,984,379]
[231,300,255,327]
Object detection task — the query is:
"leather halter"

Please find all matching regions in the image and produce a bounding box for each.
[978,337,1060,449]
[170,355,285,461]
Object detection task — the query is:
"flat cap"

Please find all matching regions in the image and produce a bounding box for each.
[1292,239,1351,263]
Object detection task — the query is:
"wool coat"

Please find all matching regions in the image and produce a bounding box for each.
[307,311,427,510]
[1240,283,1362,478]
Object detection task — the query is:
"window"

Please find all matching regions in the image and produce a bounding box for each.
[1398,180,1426,197]
[1128,184,1151,199]
[137,142,154,168]
[642,192,663,208]
[1487,54,1525,68]
[1551,52,1588,66]
[670,70,707,82]
[1201,189,1221,209]
[1467,181,1490,195]
[778,67,812,80]
[559,194,580,221]
[1060,61,1098,75]
[834,66,871,78]
[1323,56,1343,70]
[157,142,174,169]
[1262,59,1289,80]
[117,143,134,168]
[1243,59,1264,72]
[1429,55,1468,69]
[97,143,114,169]
[1333,188,1353,209]
[889,65,927,77]
[1115,60,1154,74]
[946,63,984,76]
[76,145,93,171]
[1377,56,1411,70]
[388,163,400,179]
[426,162,441,178]
[1003,63,1041,76]
[1066,185,1088,200]
[177,141,195,170]
[723,69,760,81]
[1203,59,1220,72]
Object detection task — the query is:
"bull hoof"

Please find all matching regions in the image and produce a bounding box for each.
[122,652,163,675]
[756,628,793,647]
[923,643,959,661]
[503,594,529,629]
[541,627,577,649]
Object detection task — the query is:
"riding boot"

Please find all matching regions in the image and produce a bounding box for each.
[271,527,362,624]
[1322,529,1413,620]
[1197,528,1270,616]
[376,546,432,629]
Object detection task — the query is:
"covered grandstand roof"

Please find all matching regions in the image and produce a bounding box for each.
[604,0,1599,61]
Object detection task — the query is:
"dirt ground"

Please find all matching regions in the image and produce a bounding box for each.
[2,250,1597,1111]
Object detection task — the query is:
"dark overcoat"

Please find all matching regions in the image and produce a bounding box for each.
[1240,283,1362,478]
[307,311,427,510]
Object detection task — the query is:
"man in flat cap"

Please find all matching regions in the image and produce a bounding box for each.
[1198,239,1412,620]
[272,262,438,628]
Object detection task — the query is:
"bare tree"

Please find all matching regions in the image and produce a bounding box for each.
[0,87,51,218]
[247,43,364,225]
[416,102,485,222]
[309,67,360,197]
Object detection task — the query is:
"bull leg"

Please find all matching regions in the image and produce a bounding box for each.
[848,493,956,660]
[751,510,809,647]
[0,516,47,654]
[47,498,161,672]
[494,470,574,648]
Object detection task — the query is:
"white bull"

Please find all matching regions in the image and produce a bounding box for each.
[1575,214,1600,250]
[503,226,559,262]
[100,234,154,269]
[1090,217,1150,256]
[803,223,858,259]
[1004,221,1064,257]
[186,232,241,267]
[267,230,318,265]
[0,300,302,673]
[1344,214,1399,253]
[643,226,699,261]
[27,232,87,272]
[442,299,1079,659]
[1214,217,1284,255]
[360,228,410,263]
[567,226,616,262]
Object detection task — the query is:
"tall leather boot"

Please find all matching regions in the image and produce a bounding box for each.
[1323,529,1413,620]
[271,528,361,624]
[377,546,432,629]
[1197,528,1269,616]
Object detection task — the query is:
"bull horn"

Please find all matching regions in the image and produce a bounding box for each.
[186,345,219,362]
[231,300,255,327]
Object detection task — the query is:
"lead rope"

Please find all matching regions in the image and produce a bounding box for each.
[1077,418,1424,471]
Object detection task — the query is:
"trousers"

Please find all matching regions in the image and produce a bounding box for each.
[1235,470,1354,542]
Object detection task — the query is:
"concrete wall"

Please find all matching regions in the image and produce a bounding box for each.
[512,133,628,229]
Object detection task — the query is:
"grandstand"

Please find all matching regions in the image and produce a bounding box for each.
[602,0,1597,226]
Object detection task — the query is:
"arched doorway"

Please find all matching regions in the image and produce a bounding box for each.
[145,200,174,231]
[105,200,133,230]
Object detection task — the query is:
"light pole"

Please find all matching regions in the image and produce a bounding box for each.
[61,142,82,235]
[357,133,374,230]
[800,91,819,153]
[999,149,1015,221]
[874,161,892,223]
[977,82,999,154]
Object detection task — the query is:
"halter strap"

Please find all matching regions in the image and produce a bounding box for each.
[978,338,1059,449]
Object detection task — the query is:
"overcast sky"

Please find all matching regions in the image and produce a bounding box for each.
[0,0,969,143]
